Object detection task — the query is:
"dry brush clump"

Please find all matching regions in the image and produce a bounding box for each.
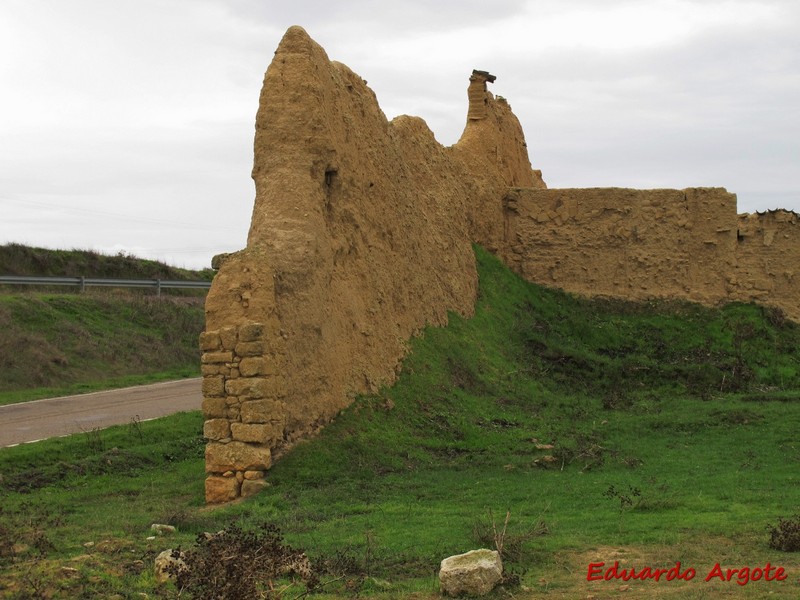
[767,515,800,552]
[167,523,319,599]
[471,509,548,563]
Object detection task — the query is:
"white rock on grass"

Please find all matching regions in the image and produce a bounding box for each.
[154,549,187,583]
[151,523,176,535]
[439,548,503,597]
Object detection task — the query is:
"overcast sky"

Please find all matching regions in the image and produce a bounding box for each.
[1,0,798,270]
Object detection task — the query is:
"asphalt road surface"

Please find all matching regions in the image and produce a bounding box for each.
[0,378,202,448]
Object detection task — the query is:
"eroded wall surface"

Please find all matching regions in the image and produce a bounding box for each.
[733,210,800,314]
[202,26,798,503]
[201,26,544,502]
[499,188,799,320]
[500,187,739,305]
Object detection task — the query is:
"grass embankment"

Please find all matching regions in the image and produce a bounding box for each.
[1,247,799,598]
[0,243,214,280]
[0,244,209,405]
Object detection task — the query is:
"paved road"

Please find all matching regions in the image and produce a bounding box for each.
[0,378,202,448]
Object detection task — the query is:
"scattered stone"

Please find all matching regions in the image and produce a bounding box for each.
[241,478,269,498]
[205,474,240,504]
[439,549,503,597]
[533,455,558,467]
[280,552,314,581]
[151,523,176,535]
[61,566,79,577]
[154,549,187,584]
[200,530,225,541]
[146,536,156,541]
[83,541,94,548]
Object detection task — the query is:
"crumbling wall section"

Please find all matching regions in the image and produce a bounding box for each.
[733,210,800,317]
[202,26,798,503]
[453,71,547,255]
[501,187,738,304]
[500,188,799,320]
[201,26,543,502]
[201,248,289,502]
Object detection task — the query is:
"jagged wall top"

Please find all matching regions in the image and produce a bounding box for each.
[202,26,798,503]
[204,26,545,475]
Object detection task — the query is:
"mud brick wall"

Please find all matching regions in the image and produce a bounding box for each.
[733,210,800,316]
[500,189,799,321]
[200,25,799,503]
[500,187,739,307]
[200,26,544,503]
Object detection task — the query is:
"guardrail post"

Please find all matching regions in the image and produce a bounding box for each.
[80,276,86,293]
[156,279,162,297]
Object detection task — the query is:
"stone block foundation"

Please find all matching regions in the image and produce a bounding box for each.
[200,322,285,503]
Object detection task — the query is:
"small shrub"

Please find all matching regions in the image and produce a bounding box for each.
[0,504,61,565]
[311,547,366,596]
[763,305,788,329]
[82,427,104,454]
[710,408,763,426]
[472,509,548,562]
[551,432,606,471]
[0,521,14,564]
[128,414,144,443]
[603,484,642,514]
[602,387,632,410]
[767,515,800,552]
[620,455,643,469]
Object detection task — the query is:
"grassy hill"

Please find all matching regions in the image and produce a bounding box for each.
[0,244,209,404]
[0,243,214,280]
[1,246,799,598]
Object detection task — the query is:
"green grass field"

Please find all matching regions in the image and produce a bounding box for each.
[0,243,214,281]
[1,246,799,598]
[0,293,204,406]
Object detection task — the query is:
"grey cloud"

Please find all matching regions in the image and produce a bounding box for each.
[1,0,797,269]
[228,0,528,32]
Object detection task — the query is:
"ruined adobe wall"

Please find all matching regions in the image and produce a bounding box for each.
[500,187,739,305]
[733,210,800,316]
[201,26,544,502]
[499,189,800,320]
[201,26,798,503]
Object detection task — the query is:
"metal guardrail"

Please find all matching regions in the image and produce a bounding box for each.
[0,275,212,295]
